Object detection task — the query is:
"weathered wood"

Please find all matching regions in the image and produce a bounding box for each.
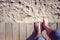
[26,23,34,39]
[58,23,60,30]
[0,22,59,40]
[0,23,5,40]
[12,23,20,40]
[20,23,27,40]
[5,23,12,40]
[49,23,56,30]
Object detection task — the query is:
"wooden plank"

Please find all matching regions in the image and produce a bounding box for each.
[49,23,56,30]
[12,23,20,40]
[58,23,60,30]
[20,23,27,40]
[26,23,34,40]
[5,23,12,40]
[0,23,5,40]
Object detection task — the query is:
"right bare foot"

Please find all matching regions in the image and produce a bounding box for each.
[43,16,49,28]
[43,16,53,35]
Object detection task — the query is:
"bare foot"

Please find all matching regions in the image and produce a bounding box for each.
[43,16,49,28]
[34,22,42,39]
[43,16,52,35]
[34,22,41,32]
[34,22,42,37]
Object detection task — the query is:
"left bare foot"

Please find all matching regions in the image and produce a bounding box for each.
[34,22,42,37]
[34,22,41,32]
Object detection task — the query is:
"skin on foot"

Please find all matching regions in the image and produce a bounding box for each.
[43,16,53,36]
[43,16,49,28]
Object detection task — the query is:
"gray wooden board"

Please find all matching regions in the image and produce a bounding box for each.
[5,23,12,40]
[20,23,27,40]
[26,23,34,39]
[49,23,56,30]
[0,23,5,40]
[58,23,60,30]
[0,22,59,40]
[12,23,20,40]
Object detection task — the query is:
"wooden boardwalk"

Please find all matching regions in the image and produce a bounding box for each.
[0,23,60,40]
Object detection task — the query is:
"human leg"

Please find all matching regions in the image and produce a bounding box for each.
[42,16,60,40]
[34,22,45,40]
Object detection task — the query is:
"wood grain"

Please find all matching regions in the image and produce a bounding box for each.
[5,23,12,40]
[12,23,20,40]
[0,23,5,40]
[20,23,27,40]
